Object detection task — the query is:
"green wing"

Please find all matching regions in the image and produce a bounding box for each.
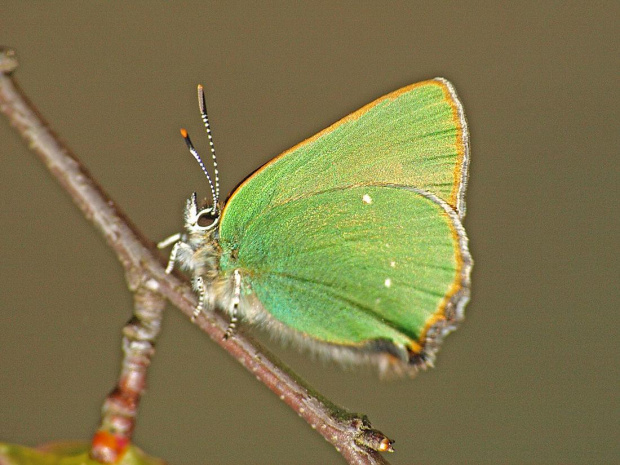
[221,78,469,225]
[218,79,471,361]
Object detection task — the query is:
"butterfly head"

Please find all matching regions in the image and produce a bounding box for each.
[157,191,220,276]
[184,192,220,237]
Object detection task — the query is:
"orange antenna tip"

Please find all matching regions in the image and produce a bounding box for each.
[180,128,188,138]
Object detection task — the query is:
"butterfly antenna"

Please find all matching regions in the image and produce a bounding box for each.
[179,128,217,208]
[197,84,220,206]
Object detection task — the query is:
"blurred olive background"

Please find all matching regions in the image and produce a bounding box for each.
[1,3,617,464]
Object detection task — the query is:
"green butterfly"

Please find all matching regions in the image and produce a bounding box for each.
[160,78,472,376]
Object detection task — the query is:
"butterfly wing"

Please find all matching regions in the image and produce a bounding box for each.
[221,78,468,223]
[218,79,471,369]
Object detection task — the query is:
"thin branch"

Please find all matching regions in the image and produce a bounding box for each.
[0,48,393,465]
[90,286,166,463]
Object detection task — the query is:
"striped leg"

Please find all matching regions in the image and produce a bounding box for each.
[191,276,206,321]
[224,269,241,340]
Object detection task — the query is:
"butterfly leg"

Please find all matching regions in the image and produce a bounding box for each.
[157,234,183,274]
[192,276,206,321]
[223,269,241,340]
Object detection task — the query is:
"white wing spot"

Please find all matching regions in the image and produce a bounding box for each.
[362,194,373,204]
[384,278,392,288]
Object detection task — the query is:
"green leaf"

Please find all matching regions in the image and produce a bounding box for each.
[0,442,166,465]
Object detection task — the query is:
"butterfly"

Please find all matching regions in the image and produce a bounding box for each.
[159,79,472,377]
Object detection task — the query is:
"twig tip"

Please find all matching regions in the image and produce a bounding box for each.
[0,47,19,74]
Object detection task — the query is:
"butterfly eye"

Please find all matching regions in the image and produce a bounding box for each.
[196,208,219,230]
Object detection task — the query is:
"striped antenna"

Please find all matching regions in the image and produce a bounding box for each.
[197,84,220,205]
[179,128,217,208]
